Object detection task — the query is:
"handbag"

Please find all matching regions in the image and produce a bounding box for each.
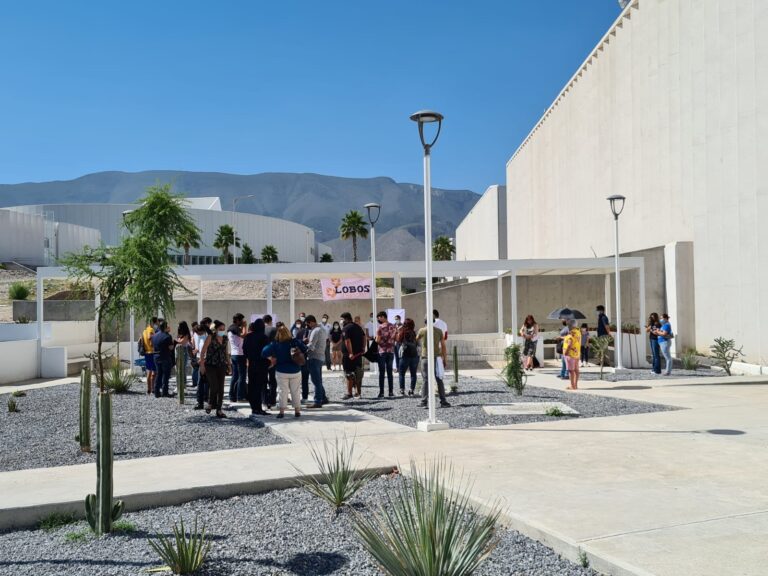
[363,339,380,362]
[290,340,306,366]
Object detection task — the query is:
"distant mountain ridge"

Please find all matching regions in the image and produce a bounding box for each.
[0,171,480,258]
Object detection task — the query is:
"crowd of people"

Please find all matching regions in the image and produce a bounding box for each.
[139,309,453,421]
[517,304,676,390]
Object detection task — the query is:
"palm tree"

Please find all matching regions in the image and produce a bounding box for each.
[175,220,202,266]
[339,210,368,262]
[240,243,256,264]
[320,252,334,262]
[261,244,279,263]
[213,224,240,264]
[432,235,456,261]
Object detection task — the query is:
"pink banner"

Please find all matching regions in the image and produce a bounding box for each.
[320,278,372,301]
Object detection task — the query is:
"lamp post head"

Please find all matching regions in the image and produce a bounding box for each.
[607,194,626,219]
[364,202,381,226]
[410,110,444,153]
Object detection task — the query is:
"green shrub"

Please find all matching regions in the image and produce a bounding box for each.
[680,349,699,371]
[709,337,745,376]
[501,344,526,395]
[8,282,30,300]
[295,435,373,512]
[15,315,30,324]
[7,397,19,413]
[100,365,139,393]
[149,515,210,575]
[578,549,589,568]
[11,390,26,397]
[65,529,89,543]
[590,336,612,380]
[39,511,77,532]
[545,406,564,417]
[354,459,501,576]
[112,520,136,533]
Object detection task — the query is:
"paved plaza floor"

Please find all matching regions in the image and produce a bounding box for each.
[1,368,767,575]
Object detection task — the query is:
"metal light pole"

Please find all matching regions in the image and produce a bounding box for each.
[410,110,447,431]
[232,194,255,264]
[608,194,626,370]
[364,203,381,340]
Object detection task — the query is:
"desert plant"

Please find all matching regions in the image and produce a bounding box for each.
[11,390,26,397]
[320,252,334,262]
[149,515,210,575]
[590,335,612,380]
[354,459,501,576]
[451,345,459,393]
[8,282,30,300]
[545,406,564,417]
[240,243,256,264]
[260,244,279,263]
[78,367,92,452]
[38,511,77,532]
[294,436,373,513]
[212,224,240,264]
[339,210,368,262]
[112,520,137,533]
[84,392,125,535]
[15,315,30,324]
[65,529,89,543]
[7,397,19,413]
[501,344,526,395]
[709,337,745,376]
[432,235,456,261]
[100,365,138,394]
[578,549,589,568]
[680,349,700,371]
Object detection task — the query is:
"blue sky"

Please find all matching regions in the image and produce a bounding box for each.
[0,1,620,193]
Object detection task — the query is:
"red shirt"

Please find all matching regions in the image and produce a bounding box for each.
[376,322,397,354]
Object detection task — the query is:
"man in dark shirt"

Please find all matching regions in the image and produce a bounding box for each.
[340,311,366,399]
[596,305,612,337]
[151,319,175,398]
[263,314,278,407]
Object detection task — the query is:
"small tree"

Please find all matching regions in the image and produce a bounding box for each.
[213,224,240,264]
[590,335,612,380]
[709,337,745,376]
[260,244,279,263]
[320,252,334,262]
[339,210,368,262]
[240,243,257,264]
[501,344,526,395]
[432,235,455,261]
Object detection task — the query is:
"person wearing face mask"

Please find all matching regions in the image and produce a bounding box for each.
[375,311,396,397]
[141,316,158,395]
[340,312,366,399]
[199,320,232,418]
[393,315,403,374]
[192,322,210,410]
[320,314,332,370]
[228,313,247,403]
[329,321,343,371]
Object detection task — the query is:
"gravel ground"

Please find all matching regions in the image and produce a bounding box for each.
[0,381,285,472]
[320,370,680,429]
[0,475,598,576]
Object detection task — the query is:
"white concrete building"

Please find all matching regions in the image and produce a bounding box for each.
[459,0,768,363]
[6,199,332,265]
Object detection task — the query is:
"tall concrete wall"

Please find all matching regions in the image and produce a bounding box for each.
[503,0,768,362]
[455,185,506,261]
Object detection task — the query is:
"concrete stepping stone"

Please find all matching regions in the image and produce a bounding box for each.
[483,402,579,416]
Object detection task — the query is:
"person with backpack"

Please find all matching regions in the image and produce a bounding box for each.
[261,324,307,419]
[140,316,158,395]
[655,313,674,375]
[396,318,420,395]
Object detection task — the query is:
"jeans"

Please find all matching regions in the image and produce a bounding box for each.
[206,364,226,410]
[301,362,310,400]
[378,352,394,394]
[659,339,672,375]
[650,338,661,374]
[196,372,209,406]
[559,356,567,378]
[325,340,332,370]
[394,343,401,371]
[580,346,589,363]
[420,358,446,401]
[154,357,172,397]
[192,363,199,387]
[308,358,326,404]
[399,356,419,392]
[230,355,247,401]
[247,366,267,413]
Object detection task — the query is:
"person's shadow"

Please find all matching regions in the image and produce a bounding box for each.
[254,551,349,575]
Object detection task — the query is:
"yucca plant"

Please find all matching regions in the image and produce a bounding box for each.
[680,349,699,371]
[149,515,210,575]
[294,435,373,513]
[354,459,501,576]
[590,335,612,380]
[100,365,139,394]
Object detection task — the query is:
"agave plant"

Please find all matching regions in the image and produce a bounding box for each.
[295,435,373,513]
[354,459,501,576]
[100,365,139,394]
[148,515,210,575]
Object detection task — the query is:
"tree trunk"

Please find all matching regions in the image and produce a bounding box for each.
[352,235,358,262]
[184,244,190,266]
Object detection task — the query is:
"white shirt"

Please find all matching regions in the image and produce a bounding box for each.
[365,320,376,338]
[434,318,448,340]
[192,333,206,358]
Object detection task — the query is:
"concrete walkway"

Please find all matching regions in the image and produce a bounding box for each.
[1,369,767,576]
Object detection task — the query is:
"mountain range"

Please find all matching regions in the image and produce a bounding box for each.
[0,171,480,261]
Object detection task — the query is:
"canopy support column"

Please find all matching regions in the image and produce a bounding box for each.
[497,275,504,333]
[266,274,273,315]
[289,279,295,322]
[197,281,203,322]
[509,270,518,342]
[638,259,647,366]
[604,274,612,320]
[394,273,402,310]
[129,310,135,373]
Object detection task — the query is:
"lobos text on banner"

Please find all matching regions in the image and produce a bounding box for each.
[320,278,372,301]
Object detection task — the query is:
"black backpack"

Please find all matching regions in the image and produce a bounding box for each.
[137,335,146,356]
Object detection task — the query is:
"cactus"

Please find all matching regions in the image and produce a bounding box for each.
[84,391,124,535]
[176,349,185,405]
[78,367,92,452]
[450,345,459,392]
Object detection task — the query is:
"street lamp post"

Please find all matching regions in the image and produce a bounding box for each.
[364,202,381,346]
[232,194,255,264]
[608,194,626,370]
[410,110,448,431]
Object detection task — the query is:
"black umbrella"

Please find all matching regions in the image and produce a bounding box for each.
[547,307,587,321]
